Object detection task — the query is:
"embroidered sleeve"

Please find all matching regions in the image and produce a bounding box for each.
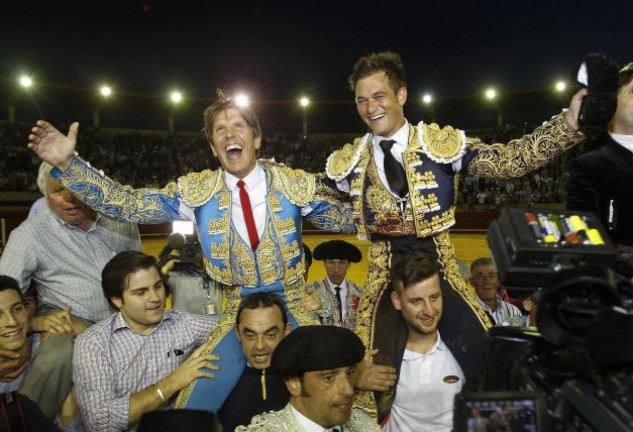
[466,113,584,179]
[52,156,183,223]
[305,175,356,234]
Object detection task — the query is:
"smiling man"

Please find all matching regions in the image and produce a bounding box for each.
[325,51,588,418]
[28,89,354,413]
[73,251,220,432]
[385,252,466,432]
[237,325,381,432]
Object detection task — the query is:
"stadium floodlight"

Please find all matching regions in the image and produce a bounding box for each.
[422,94,433,104]
[100,86,112,97]
[19,76,32,88]
[485,88,497,100]
[299,96,310,138]
[235,94,249,107]
[555,81,567,92]
[170,91,183,104]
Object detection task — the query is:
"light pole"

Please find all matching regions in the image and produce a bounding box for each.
[422,93,435,123]
[168,91,182,133]
[93,85,112,128]
[485,88,503,128]
[300,97,309,138]
[8,75,36,123]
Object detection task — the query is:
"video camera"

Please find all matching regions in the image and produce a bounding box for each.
[454,207,633,432]
[167,221,203,266]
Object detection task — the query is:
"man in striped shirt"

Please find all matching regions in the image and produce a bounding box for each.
[73,251,219,432]
[469,258,522,326]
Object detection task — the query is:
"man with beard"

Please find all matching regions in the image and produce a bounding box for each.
[324,51,587,418]
[384,252,465,432]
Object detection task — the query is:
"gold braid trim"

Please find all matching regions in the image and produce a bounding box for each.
[419,122,467,163]
[467,113,584,179]
[432,231,492,329]
[175,285,243,408]
[266,163,315,206]
[353,240,391,416]
[325,135,370,181]
[178,169,222,208]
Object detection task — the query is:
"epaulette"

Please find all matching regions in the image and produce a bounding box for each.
[268,162,316,206]
[417,121,467,164]
[325,134,370,181]
[177,169,222,207]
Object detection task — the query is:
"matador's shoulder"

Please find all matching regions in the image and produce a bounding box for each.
[177,169,222,207]
[325,134,370,181]
[416,121,467,164]
[260,159,316,207]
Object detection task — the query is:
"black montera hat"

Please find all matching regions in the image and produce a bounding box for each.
[272,325,365,377]
[313,240,362,263]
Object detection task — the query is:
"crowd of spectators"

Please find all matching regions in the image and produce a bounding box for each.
[0,121,572,208]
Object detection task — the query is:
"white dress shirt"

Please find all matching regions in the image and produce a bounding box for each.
[326,278,349,319]
[225,165,268,245]
[372,122,410,199]
[290,404,342,432]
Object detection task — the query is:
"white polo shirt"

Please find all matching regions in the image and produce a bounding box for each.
[384,332,464,432]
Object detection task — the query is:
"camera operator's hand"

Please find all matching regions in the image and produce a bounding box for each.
[161,256,181,275]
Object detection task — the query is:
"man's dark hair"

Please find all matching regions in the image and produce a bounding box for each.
[202,88,262,143]
[236,292,288,327]
[348,51,407,94]
[0,276,24,303]
[101,251,170,310]
[390,252,439,294]
[619,62,633,88]
[470,257,496,274]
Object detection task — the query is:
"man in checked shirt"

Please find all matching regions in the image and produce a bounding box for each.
[72,251,220,432]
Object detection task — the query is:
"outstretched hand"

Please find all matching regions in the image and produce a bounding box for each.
[28,121,79,170]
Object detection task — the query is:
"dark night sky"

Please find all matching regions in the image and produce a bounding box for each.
[1,0,630,133]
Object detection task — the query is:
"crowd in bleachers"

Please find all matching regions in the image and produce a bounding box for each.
[0,120,572,207]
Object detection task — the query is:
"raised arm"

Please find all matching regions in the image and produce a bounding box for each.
[28,121,79,171]
[466,89,588,179]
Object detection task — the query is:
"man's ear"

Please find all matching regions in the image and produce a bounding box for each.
[284,322,292,336]
[234,326,241,342]
[391,290,401,311]
[111,296,123,310]
[209,143,218,157]
[286,377,302,397]
[397,86,407,106]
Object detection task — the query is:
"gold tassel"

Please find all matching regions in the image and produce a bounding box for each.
[261,369,267,400]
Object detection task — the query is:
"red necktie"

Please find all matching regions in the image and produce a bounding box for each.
[237,180,259,250]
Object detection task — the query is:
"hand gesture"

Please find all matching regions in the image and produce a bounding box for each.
[31,307,75,337]
[0,348,30,382]
[28,121,79,170]
[355,349,397,392]
[301,286,322,315]
[168,341,220,391]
